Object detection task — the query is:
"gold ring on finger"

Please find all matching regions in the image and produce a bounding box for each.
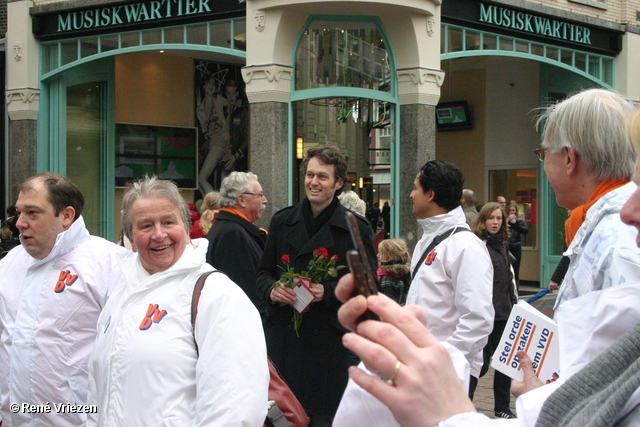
[387,361,401,385]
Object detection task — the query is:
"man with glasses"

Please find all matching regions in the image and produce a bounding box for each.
[206,171,268,317]
[535,88,640,315]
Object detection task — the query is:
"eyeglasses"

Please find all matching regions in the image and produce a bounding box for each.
[241,192,266,200]
[535,147,549,162]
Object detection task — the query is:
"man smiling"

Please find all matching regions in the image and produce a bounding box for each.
[257,144,375,426]
[0,173,124,427]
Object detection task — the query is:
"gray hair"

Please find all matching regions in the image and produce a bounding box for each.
[462,189,476,205]
[537,88,637,181]
[121,176,191,239]
[219,172,259,208]
[338,191,366,216]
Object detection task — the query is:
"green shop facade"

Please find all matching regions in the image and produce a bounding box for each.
[8,0,636,286]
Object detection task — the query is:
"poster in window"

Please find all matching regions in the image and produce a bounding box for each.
[194,59,249,197]
[115,123,198,189]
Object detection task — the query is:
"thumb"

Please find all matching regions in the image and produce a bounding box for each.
[511,351,544,397]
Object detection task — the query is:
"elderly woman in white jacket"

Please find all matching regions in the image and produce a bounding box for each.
[86,176,268,426]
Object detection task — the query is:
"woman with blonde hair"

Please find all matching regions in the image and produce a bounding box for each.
[190,191,220,238]
[376,238,411,305]
[470,202,518,418]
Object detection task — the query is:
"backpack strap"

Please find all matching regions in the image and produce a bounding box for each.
[191,270,223,356]
[411,227,472,280]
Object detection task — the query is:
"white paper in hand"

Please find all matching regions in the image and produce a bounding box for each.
[491,300,560,384]
[292,276,316,313]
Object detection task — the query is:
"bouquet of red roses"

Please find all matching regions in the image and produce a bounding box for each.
[272,248,345,336]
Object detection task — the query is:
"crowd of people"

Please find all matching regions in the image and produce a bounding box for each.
[0,87,639,427]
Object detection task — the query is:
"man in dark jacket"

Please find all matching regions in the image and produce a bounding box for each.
[257,144,376,427]
[206,171,268,317]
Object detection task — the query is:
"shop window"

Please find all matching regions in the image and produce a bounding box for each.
[499,36,513,51]
[545,47,558,61]
[142,30,162,45]
[515,40,528,53]
[42,43,59,74]
[210,21,231,48]
[489,168,538,248]
[164,27,184,44]
[531,44,544,57]
[575,53,587,72]
[465,30,480,50]
[602,58,614,84]
[588,56,601,79]
[101,35,119,53]
[60,40,78,67]
[560,50,573,66]
[120,32,140,49]
[81,38,99,58]
[447,27,463,52]
[295,22,390,91]
[483,34,497,50]
[233,19,246,51]
[187,24,208,45]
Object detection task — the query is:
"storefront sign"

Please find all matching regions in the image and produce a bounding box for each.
[32,0,244,40]
[441,0,623,55]
[479,4,591,45]
[56,0,212,33]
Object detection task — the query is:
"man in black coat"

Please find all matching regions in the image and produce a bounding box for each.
[257,145,376,427]
[206,171,268,317]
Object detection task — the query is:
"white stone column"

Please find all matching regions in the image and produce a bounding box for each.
[6,0,40,198]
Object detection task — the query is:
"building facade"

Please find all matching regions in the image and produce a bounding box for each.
[5,0,640,285]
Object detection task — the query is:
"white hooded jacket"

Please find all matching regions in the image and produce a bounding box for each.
[407,206,494,377]
[0,216,124,427]
[86,238,268,427]
[437,281,640,427]
[554,182,640,314]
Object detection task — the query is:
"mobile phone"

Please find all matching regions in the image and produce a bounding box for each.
[345,211,379,321]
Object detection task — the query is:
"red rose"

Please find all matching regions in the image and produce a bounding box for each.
[331,255,339,262]
[282,254,290,264]
[314,247,328,259]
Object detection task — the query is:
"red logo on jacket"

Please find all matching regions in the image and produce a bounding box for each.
[139,304,168,330]
[424,249,437,266]
[55,270,78,293]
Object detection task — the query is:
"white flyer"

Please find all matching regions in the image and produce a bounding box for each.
[292,276,316,314]
[491,300,560,384]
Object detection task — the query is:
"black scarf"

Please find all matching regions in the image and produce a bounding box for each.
[302,197,339,238]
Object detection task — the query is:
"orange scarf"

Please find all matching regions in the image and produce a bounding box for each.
[221,207,268,235]
[564,179,629,246]
[221,206,250,222]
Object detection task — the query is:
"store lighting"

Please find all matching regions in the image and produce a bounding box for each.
[296,137,304,159]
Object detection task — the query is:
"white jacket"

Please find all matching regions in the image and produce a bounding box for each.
[86,238,268,427]
[407,206,494,377]
[555,182,640,314]
[0,216,124,427]
[437,281,640,427]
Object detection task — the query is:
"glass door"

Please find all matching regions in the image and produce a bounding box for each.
[40,58,115,239]
[66,81,106,236]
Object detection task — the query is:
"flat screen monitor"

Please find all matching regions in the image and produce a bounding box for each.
[436,101,473,131]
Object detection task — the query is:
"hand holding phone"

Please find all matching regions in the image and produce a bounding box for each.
[345,211,379,321]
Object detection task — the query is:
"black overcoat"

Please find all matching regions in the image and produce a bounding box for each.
[206,210,267,316]
[256,199,375,420]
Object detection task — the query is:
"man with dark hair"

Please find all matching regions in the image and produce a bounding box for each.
[206,171,268,317]
[408,161,494,397]
[333,160,494,425]
[0,172,125,427]
[257,144,375,426]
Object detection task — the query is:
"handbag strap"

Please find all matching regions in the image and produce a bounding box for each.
[191,270,223,356]
[411,227,471,280]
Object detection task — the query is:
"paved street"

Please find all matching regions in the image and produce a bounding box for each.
[473,285,557,419]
